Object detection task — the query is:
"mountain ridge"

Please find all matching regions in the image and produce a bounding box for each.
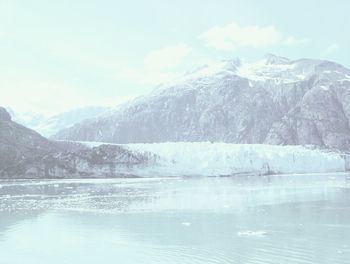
[52,54,350,150]
[0,107,154,178]
[9,106,111,137]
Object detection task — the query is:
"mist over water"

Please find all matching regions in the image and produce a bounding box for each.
[1,174,350,264]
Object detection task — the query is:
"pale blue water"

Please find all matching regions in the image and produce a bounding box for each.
[0,174,350,264]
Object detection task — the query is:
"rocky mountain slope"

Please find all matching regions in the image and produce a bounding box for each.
[1,144,155,179]
[0,107,153,178]
[0,107,56,170]
[53,54,350,151]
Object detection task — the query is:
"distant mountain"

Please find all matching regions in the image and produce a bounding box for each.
[0,107,152,178]
[10,106,111,137]
[0,107,56,171]
[53,54,350,151]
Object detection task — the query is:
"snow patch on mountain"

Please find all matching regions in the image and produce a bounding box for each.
[237,58,299,82]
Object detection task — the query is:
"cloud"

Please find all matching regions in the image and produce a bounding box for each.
[119,43,191,85]
[284,36,309,46]
[119,68,179,85]
[324,43,339,55]
[0,79,133,115]
[199,23,308,50]
[144,43,191,70]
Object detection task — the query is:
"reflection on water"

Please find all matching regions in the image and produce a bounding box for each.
[1,174,350,264]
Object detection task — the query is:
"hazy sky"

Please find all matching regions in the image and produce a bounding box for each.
[0,0,349,115]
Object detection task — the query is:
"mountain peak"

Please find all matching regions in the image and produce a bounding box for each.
[0,107,11,122]
[53,55,350,151]
[263,53,290,64]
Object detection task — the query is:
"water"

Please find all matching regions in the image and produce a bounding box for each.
[1,174,350,264]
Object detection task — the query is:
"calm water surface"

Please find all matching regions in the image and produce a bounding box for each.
[1,174,350,264]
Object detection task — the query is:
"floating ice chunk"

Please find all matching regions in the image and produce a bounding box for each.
[237,230,267,237]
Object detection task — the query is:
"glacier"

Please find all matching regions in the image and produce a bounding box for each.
[78,142,350,176]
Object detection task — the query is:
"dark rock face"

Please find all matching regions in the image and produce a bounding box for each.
[265,85,350,149]
[53,56,350,151]
[0,144,157,179]
[0,107,154,178]
[0,107,11,122]
[0,107,56,170]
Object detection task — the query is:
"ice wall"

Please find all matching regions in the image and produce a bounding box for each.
[124,143,347,176]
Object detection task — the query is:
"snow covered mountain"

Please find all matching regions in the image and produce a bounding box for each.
[53,54,350,151]
[10,106,110,137]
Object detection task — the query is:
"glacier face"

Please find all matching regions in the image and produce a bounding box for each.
[79,142,349,176]
[53,54,350,150]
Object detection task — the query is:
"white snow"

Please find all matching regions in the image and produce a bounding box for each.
[341,75,350,82]
[183,61,231,79]
[158,60,238,90]
[319,85,330,91]
[126,142,347,176]
[155,56,310,91]
[237,230,268,238]
[76,141,348,177]
[236,59,298,82]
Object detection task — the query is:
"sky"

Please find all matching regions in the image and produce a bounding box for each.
[0,0,349,115]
